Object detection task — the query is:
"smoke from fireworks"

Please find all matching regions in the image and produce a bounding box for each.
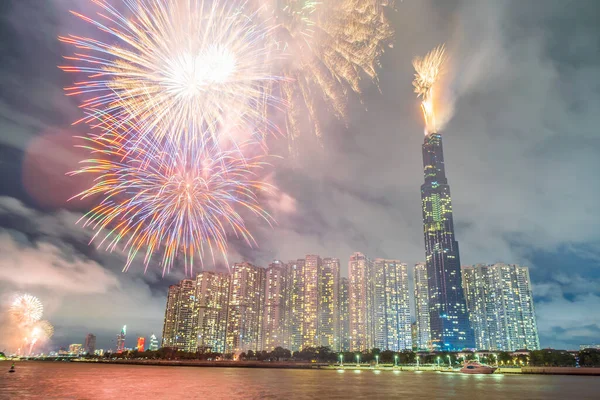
[59,0,281,148]
[412,44,447,133]
[265,0,394,147]
[6,294,54,356]
[69,119,275,274]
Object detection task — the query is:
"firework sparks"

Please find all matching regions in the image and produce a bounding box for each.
[265,0,394,145]
[412,44,447,133]
[10,294,43,324]
[59,0,281,147]
[69,119,275,274]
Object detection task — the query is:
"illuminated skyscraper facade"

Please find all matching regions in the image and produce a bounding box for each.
[420,133,474,350]
[162,284,180,348]
[263,261,287,351]
[172,279,197,351]
[302,255,321,349]
[462,264,540,351]
[372,259,412,351]
[284,259,305,351]
[149,334,159,351]
[195,271,231,353]
[137,337,145,352]
[339,277,350,352]
[318,257,340,349]
[414,263,431,350]
[116,325,126,353]
[349,252,374,351]
[226,262,265,353]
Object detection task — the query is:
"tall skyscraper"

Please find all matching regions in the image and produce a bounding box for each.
[162,284,180,348]
[284,259,305,351]
[195,271,231,353]
[302,255,320,349]
[349,252,374,351]
[149,334,159,351]
[414,263,431,350]
[318,257,340,350]
[84,333,96,355]
[338,277,350,352]
[226,262,265,354]
[116,325,126,353]
[372,259,412,351]
[262,261,287,351]
[462,264,540,351]
[137,337,145,352]
[420,133,474,350]
[173,279,197,351]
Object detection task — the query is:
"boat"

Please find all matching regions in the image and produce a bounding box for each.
[460,361,497,374]
[8,363,15,373]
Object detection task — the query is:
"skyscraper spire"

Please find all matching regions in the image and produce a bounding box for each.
[421,133,474,350]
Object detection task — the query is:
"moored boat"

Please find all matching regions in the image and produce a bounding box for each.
[460,361,497,374]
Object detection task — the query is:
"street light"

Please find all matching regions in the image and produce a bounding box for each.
[416,355,420,370]
[394,354,399,367]
[436,356,440,368]
[375,355,379,366]
[356,354,360,366]
[447,355,452,367]
[339,353,343,367]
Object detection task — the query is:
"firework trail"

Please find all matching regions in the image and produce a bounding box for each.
[59,0,281,148]
[412,44,447,133]
[10,294,43,324]
[69,119,275,274]
[263,0,394,148]
[26,321,54,356]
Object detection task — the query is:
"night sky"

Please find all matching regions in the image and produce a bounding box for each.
[1,0,599,351]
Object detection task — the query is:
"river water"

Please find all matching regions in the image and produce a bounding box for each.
[1,361,599,399]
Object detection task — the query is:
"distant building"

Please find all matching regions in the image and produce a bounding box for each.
[149,334,159,351]
[318,257,340,350]
[338,277,350,352]
[69,344,82,355]
[137,337,145,352]
[349,252,373,351]
[262,261,287,351]
[372,259,411,351]
[414,263,431,350]
[411,322,418,351]
[94,349,104,356]
[84,333,96,355]
[116,325,126,353]
[462,263,540,351]
[226,262,265,354]
[284,259,305,351]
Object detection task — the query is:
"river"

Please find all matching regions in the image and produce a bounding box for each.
[1,361,599,399]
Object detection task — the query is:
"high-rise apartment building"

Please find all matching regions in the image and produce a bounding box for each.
[137,337,145,352]
[226,262,265,354]
[349,252,374,351]
[372,259,411,351]
[149,334,159,351]
[195,271,231,353]
[420,133,474,350]
[302,255,320,349]
[84,333,96,355]
[161,280,197,351]
[414,263,431,350]
[162,284,180,348]
[283,259,305,351]
[318,257,340,350]
[69,344,83,355]
[116,325,126,353]
[263,261,287,351]
[462,264,540,351]
[339,277,350,352]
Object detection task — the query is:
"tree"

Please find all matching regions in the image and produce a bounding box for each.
[497,352,512,365]
[579,349,600,367]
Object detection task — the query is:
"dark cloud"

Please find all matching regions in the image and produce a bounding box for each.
[0,0,599,350]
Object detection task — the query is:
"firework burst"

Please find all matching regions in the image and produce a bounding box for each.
[412,44,447,133]
[69,119,275,274]
[60,0,281,148]
[10,294,43,324]
[265,0,394,145]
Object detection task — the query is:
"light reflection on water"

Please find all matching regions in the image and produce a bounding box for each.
[1,361,599,400]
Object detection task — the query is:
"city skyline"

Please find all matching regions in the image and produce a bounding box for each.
[0,0,598,352]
